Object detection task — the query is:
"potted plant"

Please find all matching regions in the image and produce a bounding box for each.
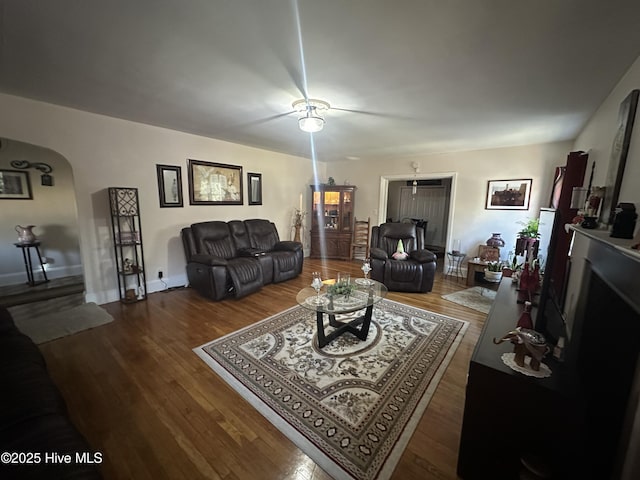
[501,252,523,278]
[484,261,504,282]
[515,218,540,259]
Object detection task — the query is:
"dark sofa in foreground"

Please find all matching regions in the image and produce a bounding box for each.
[0,306,102,480]
[182,218,303,301]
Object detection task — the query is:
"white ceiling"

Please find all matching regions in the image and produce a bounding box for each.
[2,0,640,162]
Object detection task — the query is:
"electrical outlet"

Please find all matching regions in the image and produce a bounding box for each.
[158,271,163,279]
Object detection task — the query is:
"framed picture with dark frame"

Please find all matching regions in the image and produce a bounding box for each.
[0,169,33,200]
[485,179,532,210]
[248,172,262,205]
[187,159,243,205]
[601,89,639,224]
[156,164,183,208]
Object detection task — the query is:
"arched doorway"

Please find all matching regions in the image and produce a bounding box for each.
[0,138,85,311]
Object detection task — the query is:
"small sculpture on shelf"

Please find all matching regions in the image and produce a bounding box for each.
[493,327,549,371]
[123,258,133,273]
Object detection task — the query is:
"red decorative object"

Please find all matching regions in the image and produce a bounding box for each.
[517,301,534,330]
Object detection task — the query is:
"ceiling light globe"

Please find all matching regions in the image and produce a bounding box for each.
[299,116,324,133]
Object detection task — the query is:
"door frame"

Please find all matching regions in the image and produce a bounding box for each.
[378,172,457,252]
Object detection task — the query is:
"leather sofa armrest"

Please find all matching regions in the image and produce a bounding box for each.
[274,241,302,252]
[370,247,388,260]
[238,248,267,257]
[409,249,437,263]
[190,254,228,266]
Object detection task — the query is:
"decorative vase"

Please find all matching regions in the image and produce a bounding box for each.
[486,233,505,248]
[15,225,37,244]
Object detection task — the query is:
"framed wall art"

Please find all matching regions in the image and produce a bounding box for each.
[600,89,639,224]
[187,159,243,205]
[248,172,262,205]
[156,164,183,208]
[485,179,532,210]
[0,169,33,200]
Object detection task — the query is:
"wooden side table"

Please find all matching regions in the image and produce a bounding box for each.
[14,241,49,286]
[466,259,489,286]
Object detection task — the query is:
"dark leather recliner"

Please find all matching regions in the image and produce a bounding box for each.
[181,219,303,301]
[369,222,437,293]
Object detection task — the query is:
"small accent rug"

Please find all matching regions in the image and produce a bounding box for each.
[442,286,497,314]
[13,302,114,344]
[195,299,468,480]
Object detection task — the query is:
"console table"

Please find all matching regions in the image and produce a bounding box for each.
[14,241,49,287]
[457,279,579,479]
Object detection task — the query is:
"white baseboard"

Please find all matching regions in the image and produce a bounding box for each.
[86,273,189,306]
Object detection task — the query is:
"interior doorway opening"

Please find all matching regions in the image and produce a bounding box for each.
[377,172,457,256]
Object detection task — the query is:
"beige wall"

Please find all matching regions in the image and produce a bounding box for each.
[332,141,573,261]
[2,48,638,303]
[0,139,82,285]
[0,93,320,303]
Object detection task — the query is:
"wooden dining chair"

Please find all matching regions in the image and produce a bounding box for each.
[350,217,371,260]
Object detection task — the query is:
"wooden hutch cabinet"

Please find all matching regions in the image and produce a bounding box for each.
[309,184,356,259]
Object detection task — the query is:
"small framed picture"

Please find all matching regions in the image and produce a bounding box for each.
[156,164,183,208]
[485,179,532,210]
[248,172,262,205]
[188,159,243,205]
[0,170,33,200]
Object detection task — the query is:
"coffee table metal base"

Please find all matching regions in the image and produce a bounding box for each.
[316,304,373,348]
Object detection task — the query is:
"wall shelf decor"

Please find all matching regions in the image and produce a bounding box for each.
[108,187,147,303]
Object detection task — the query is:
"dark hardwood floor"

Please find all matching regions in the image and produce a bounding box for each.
[38,259,485,479]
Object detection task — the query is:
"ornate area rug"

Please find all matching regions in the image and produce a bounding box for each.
[195,299,468,480]
[442,286,496,314]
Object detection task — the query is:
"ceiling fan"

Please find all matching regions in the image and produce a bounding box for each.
[292,98,330,133]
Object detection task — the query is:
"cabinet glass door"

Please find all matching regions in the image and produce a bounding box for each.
[312,190,322,229]
[341,190,353,231]
[324,190,340,230]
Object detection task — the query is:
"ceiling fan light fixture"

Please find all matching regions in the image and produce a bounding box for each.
[293,99,330,133]
[299,115,324,133]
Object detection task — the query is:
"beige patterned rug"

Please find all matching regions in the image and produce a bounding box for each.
[195,299,468,480]
[442,286,497,314]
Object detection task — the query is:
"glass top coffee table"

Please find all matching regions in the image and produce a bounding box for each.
[296,278,388,348]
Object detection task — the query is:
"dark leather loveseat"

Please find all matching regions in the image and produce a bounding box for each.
[370,222,437,293]
[181,219,303,301]
[0,306,102,480]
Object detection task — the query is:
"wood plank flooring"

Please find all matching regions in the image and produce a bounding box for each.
[38,259,485,479]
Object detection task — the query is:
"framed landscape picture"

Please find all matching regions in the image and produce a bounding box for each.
[485,179,532,210]
[187,159,243,205]
[0,170,33,200]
